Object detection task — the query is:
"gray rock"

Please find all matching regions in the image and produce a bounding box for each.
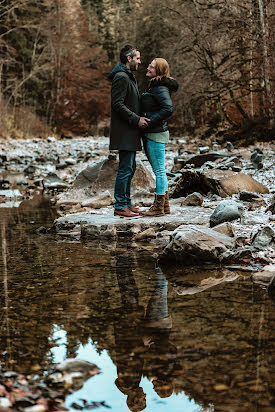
[221,246,255,263]
[65,157,77,165]
[239,190,260,201]
[243,213,270,225]
[73,158,154,195]
[181,192,203,206]
[251,226,275,250]
[54,207,213,239]
[184,152,226,167]
[250,147,263,169]
[160,225,234,265]
[226,141,234,152]
[210,200,242,227]
[42,173,69,191]
[267,194,275,214]
[199,146,210,154]
[81,190,112,209]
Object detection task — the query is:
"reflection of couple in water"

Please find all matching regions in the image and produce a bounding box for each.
[113,250,177,412]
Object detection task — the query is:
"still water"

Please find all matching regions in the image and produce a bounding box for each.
[0,197,275,412]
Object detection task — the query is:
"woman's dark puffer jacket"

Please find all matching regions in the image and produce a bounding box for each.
[140,77,178,133]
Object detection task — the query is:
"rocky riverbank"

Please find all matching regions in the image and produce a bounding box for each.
[1,135,274,281]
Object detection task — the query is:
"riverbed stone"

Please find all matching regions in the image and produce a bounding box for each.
[212,222,235,237]
[73,158,154,193]
[54,206,213,239]
[171,169,268,199]
[210,200,242,227]
[135,228,157,240]
[239,190,261,201]
[56,158,154,205]
[160,225,234,265]
[252,267,275,285]
[181,152,226,167]
[43,173,69,191]
[81,190,112,209]
[181,192,203,206]
[267,194,275,214]
[251,226,275,250]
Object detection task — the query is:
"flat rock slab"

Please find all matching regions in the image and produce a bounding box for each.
[160,224,235,265]
[54,206,213,239]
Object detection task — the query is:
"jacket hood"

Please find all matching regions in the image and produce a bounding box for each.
[147,77,179,93]
[109,63,135,81]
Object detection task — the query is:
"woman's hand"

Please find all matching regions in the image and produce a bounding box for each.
[138,117,150,129]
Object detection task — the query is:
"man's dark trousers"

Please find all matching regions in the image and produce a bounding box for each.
[114,150,136,210]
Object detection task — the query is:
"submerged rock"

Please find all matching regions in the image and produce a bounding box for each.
[46,359,100,391]
[210,200,242,227]
[252,265,275,285]
[160,225,234,265]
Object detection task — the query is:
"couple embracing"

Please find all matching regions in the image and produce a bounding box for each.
[109,44,178,218]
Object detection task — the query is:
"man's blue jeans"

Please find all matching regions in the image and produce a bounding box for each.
[114,150,136,210]
[144,138,168,195]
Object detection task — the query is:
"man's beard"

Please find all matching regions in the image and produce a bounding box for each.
[129,61,138,71]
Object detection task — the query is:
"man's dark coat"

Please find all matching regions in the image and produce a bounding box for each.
[109,63,142,151]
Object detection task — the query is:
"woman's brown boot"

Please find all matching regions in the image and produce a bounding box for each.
[142,194,165,217]
[164,190,170,214]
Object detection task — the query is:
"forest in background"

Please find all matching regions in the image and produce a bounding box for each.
[0,0,274,142]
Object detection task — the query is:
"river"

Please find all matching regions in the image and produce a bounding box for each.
[0,197,274,412]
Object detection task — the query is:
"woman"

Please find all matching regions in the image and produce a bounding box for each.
[141,58,178,216]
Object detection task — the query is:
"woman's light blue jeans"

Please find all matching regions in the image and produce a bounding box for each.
[144,138,168,195]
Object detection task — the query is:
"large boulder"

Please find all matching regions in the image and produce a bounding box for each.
[57,158,155,205]
[73,158,154,193]
[159,225,234,265]
[171,170,269,198]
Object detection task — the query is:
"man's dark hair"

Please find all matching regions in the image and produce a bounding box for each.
[120,44,137,64]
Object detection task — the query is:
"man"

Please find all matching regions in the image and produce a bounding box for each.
[109,44,149,217]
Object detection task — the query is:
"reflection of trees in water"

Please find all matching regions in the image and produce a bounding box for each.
[1,206,275,411]
[0,203,114,372]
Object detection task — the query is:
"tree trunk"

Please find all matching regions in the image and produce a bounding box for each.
[257,0,274,126]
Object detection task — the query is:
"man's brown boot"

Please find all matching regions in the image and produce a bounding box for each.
[114,208,139,217]
[164,190,170,214]
[142,194,165,217]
